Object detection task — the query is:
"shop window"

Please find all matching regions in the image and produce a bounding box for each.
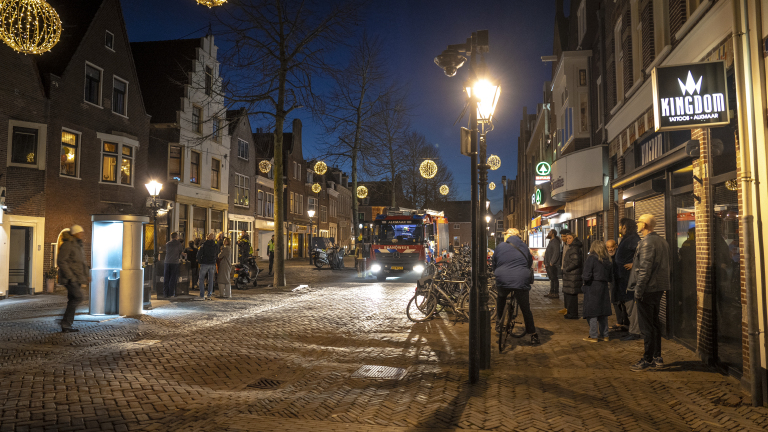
[60,130,79,177]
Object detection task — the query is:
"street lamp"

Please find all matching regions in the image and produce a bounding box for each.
[307,209,315,265]
[145,180,163,308]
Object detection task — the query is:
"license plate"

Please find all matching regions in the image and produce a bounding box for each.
[233,274,239,278]
[391,266,403,270]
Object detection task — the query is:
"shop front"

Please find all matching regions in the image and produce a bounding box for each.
[228,214,254,262]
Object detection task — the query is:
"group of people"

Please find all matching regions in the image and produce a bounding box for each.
[493,214,671,372]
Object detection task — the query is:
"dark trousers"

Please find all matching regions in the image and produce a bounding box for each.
[62,281,83,329]
[163,263,180,297]
[190,265,199,289]
[268,252,274,273]
[563,293,579,317]
[496,288,536,334]
[637,291,664,361]
[546,265,559,294]
[613,301,629,326]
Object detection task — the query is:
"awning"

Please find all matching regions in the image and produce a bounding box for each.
[612,145,691,189]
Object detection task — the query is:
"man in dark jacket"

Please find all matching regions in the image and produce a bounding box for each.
[162,232,185,298]
[57,225,89,333]
[492,228,540,345]
[629,214,670,371]
[237,233,252,265]
[561,232,584,319]
[185,241,199,290]
[616,218,642,341]
[543,229,561,299]
[196,233,219,300]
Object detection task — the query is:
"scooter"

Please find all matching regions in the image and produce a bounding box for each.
[312,246,344,270]
[312,248,329,269]
[233,255,259,289]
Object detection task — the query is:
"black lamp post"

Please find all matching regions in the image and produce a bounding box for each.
[145,180,163,309]
[307,209,315,265]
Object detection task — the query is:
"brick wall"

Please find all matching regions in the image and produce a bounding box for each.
[692,128,714,364]
[228,114,255,218]
[641,0,655,70]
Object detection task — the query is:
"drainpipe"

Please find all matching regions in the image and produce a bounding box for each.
[733,0,764,406]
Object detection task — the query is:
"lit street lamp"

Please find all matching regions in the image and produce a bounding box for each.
[145,180,163,309]
[307,209,316,265]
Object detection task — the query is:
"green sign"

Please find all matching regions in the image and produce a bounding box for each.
[535,162,551,176]
[535,189,542,205]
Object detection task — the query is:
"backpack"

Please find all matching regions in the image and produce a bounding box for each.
[197,241,218,264]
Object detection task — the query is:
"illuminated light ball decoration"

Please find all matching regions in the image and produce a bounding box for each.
[311,183,321,193]
[487,154,501,171]
[0,0,62,55]
[488,182,496,190]
[439,185,449,195]
[356,185,368,199]
[196,0,227,7]
[314,161,327,175]
[258,160,271,173]
[725,179,738,191]
[419,159,438,179]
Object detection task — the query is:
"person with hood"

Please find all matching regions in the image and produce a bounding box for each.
[492,228,540,345]
[196,233,219,300]
[217,237,233,298]
[57,225,90,332]
[543,229,561,299]
[561,231,584,319]
[616,218,642,341]
[581,240,614,341]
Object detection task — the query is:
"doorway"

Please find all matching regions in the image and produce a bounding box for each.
[9,226,32,295]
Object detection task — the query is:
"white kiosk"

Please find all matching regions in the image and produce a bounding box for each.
[90,214,149,316]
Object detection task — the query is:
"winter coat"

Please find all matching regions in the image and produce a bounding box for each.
[614,232,639,301]
[197,240,219,265]
[582,253,613,318]
[628,232,670,298]
[58,231,89,285]
[237,239,252,263]
[561,237,584,295]
[492,235,533,290]
[217,245,232,283]
[544,236,561,267]
[164,239,185,264]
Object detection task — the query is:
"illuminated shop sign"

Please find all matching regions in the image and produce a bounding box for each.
[535,162,551,176]
[535,175,550,185]
[651,61,729,131]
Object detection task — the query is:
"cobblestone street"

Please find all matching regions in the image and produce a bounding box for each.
[1,260,767,431]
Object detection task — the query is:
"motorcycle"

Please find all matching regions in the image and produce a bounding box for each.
[312,246,345,269]
[233,255,259,289]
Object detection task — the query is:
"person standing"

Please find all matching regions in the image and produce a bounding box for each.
[492,228,540,345]
[616,218,642,341]
[57,225,89,333]
[163,232,185,298]
[237,233,252,265]
[268,235,275,275]
[629,214,671,371]
[561,231,584,319]
[543,229,561,299]
[185,241,199,291]
[196,233,219,300]
[581,240,613,342]
[218,237,233,298]
[606,239,628,331]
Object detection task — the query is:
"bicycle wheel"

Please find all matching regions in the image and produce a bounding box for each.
[498,300,512,353]
[407,290,437,322]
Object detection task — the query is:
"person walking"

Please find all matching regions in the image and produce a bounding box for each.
[581,240,613,342]
[492,228,540,345]
[162,232,185,298]
[543,229,561,299]
[185,241,199,291]
[217,237,233,298]
[629,214,671,371]
[196,233,219,300]
[616,218,642,341]
[57,225,89,333]
[267,235,275,275]
[561,231,584,319]
[606,239,628,331]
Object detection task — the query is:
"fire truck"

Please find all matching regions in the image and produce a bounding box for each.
[369,208,449,282]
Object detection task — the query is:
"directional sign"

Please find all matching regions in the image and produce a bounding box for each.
[535,162,551,176]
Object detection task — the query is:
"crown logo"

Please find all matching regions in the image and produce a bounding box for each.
[678,71,702,95]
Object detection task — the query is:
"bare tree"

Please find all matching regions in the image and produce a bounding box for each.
[364,91,410,207]
[212,0,361,286]
[400,131,457,209]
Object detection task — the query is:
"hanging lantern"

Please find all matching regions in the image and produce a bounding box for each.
[725,179,738,191]
[258,160,271,173]
[311,183,321,193]
[488,182,496,190]
[439,185,449,195]
[419,159,438,179]
[314,161,327,175]
[356,185,368,199]
[0,0,62,55]
[196,0,227,7]
[487,154,501,171]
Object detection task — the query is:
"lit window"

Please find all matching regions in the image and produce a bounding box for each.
[60,131,79,177]
[112,78,127,115]
[211,158,220,189]
[102,142,118,182]
[121,145,132,185]
[235,174,250,207]
[192,106,202,133]
[169,145,183,181]
[85,64,101,105]
[11,127,38,165]
[190,151,200,184]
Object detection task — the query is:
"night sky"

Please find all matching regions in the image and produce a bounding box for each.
[121,0,561,211]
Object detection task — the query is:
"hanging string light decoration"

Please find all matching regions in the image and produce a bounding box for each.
[419,159,438,179]
[314,161,327,175]
[196,0,227,7]
[311,183,321,193]
[487,154,501,171]
[488,182,496,190]
[0,0,62,55]
[258,160,271,173]
[439,185,449,195]
[356,185,368,199]
[725,179,738,191]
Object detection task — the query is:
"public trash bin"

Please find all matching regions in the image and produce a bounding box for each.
[105,271,120,315]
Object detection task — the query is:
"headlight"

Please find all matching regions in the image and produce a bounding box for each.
[413,265,424,273]
[371,264,381,272]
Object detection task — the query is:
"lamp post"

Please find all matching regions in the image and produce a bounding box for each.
[145,180,163,309]
[307,209,315,265]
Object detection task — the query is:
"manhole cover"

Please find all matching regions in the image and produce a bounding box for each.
[351,365,407,380]
[247,378,283,389]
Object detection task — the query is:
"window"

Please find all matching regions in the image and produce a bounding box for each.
[85,64,102,106]
[101,142,118,182]
[290,192,295,213]
[213,117,221,142]
[257,191,264,216]
[307,171,313,183]
[60,130,79,177]
[298,164,301,182]
[192,106,202,133]
[169,145,183,181]
[358,212,364,222]
[190,150,200,184]
[653,0,671,57]
[577,0,587,43]
[293,161,297,179]
[454,224,460,229]
[267,164,274,179]
[105,31,114,50]
[321,206,328,223]
[299,194,303,215]
[237,139,249,160]
[265,192,274,217]
[597,76,604,128]
[205,66,213,96]
[121,145,133,185]
[211,158,220,189]
[112,77,127,115]
[11,127,38,165]
[235,174,250,207]
[309,197,317,212]
[614,20,624,106]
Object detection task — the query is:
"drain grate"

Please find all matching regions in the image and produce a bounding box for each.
[247,378,283,389]
[351,365,407,380]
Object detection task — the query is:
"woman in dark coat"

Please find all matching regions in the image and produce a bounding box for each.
[561,234,584,319]
[582,240,614,342]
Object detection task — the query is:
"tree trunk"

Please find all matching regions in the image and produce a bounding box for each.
[273,62,287,287]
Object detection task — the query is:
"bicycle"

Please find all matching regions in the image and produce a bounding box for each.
[497,293,526,353]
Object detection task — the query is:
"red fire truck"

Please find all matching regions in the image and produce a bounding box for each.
[369,208,449,282]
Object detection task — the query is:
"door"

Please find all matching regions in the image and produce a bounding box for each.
[635,194,668,331]
[671,193,697,349]
[9,227,31,295]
